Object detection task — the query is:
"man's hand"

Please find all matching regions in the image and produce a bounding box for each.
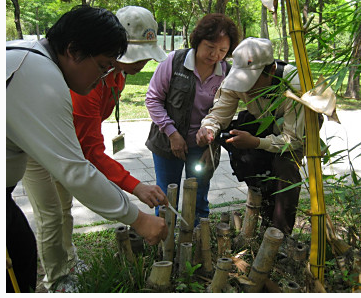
[133,183,168,208]
[196,127,214,147]
[130,211,168,245]
[169,131,188,161]
[226,129,260,149]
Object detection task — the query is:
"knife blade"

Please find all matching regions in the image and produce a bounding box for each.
[167,204,189,226]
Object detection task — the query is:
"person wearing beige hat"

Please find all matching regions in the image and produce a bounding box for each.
[197,37,305,236]
[21,6,168,292]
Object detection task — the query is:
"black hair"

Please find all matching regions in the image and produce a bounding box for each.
[190,13,239,58]
[46,5,127,60]
[262,61,276,76]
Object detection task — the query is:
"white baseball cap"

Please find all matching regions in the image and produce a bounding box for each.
[222,37,274,92]
[116,6,167,63]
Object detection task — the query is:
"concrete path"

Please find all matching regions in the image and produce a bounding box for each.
[12,110,361,234]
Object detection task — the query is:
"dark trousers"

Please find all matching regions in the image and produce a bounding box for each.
[6,186,37,293]
[260,151,303,236]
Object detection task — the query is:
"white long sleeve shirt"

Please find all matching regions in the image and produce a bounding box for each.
[201,63,305,153]
[6,39,138,224]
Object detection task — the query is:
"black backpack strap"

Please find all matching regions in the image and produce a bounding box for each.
[225,61,232,76]
[6,46,50,88]
[271,59,287,86]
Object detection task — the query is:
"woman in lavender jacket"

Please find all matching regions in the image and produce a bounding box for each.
[145,13,239,225]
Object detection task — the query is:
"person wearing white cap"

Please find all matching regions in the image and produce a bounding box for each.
[145,13,240,226]
[21,6,168,292]
[197,37,305,236]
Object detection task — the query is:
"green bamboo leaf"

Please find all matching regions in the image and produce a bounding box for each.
[349,141,361,153]
[256,116,274,135]
[271,181,304,195]
[334,67,348,92]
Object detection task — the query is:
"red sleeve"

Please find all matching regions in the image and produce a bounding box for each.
[70,86,140,194]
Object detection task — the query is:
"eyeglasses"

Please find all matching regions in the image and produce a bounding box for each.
[90,56,115,79]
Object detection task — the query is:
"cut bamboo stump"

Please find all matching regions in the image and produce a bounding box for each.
[231,211,242,233]
[115,225,134,263]
[200,218,213,276]
[293,242,307,261]
[128,229,144,255]
[209,258,233,293]
[282,280,300,293]
[147,261,173,292]
[234,188,262,247]
[163,183,178,262]
[352,251,361,292]
[216,222,231,258]
[220,212,230,224]
[305,262,327,293]
[178,242,193,277]
[241,188,262,238]
[193,224,202,266]
[177,178,197,262]
[245,227,284,293]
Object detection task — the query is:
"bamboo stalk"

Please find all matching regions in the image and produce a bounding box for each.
[352,251,361,292]
[286,0,326,284]
[147,261,173,292]
[200,217,213,275]
[234,188,262,247]
[178,242,193,277]
[193,224,202,266]
[336,255,348,276]
[115,225,134,263]
[209,258,233,293]
[241,188,262,239]
[157,206,167,258]
[264,278,282,293]
[216,222,231,258]
[245,227,284,293]
[178,178,198,244]
[163,183,178,261]
[305,262,327,293]
[232,211,242,233]
[326,214,352,256]
[6,248,20,293]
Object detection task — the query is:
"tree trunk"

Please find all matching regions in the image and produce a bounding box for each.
[235,0,244,40]
[260,5,269,39]
[318,0,324,59]
[36,6,40,40]
[171,22,175,51]
[302,0,309,25]
[281,0,289,62]
[163,20,167,51]
[215,0,229,14]
[183,25,189,48]
[345,23,361,100]
[11,0,23,39]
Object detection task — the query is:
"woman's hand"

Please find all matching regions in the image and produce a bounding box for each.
[169,131,188,161]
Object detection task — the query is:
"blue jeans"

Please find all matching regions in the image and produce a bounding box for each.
[153,146,210,226]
